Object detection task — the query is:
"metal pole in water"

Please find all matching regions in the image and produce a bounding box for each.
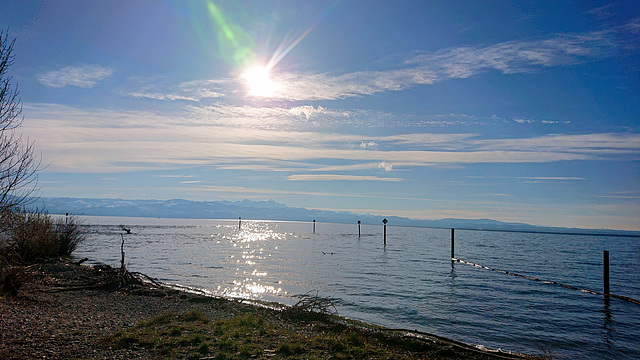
[238,217,241,230]
[603,250,610,295]
[451,228,455,261]
[358,220,361,238]
[313,219,316,234]
[382,218,388,246]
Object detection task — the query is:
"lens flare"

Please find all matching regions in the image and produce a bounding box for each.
[266,0,341,70]
[205,1,256,68]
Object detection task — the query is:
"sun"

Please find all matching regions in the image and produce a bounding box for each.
[241,65,278,97]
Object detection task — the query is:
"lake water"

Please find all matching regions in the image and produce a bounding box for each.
[72,216,640,360]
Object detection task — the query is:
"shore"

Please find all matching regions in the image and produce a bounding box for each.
[1,259,536,359]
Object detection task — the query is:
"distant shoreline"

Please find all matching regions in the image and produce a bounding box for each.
[54,211,640,239]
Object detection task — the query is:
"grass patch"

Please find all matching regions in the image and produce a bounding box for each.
[103,307,524,359]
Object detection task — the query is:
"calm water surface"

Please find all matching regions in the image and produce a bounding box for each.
[72,216,640,360]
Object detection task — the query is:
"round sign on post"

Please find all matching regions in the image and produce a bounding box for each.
[382,218,388,245]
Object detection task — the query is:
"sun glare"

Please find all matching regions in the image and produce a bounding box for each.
[242,65,278,97]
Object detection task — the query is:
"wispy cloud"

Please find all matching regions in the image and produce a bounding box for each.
[270,68,438,101]
[124,79,226,101]
[287,174,402,182]
[21,104,640,174]
[157,174,196,178]
[259,21,635,101]
[468,133,640,153]
[407,32,613,78]
[466,175,586,181]
[38,65,114,88]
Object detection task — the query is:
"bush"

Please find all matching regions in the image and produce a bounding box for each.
[55,215,84,256]
[0,209,84,264]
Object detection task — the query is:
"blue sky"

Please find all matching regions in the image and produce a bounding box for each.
[2,1,639,230]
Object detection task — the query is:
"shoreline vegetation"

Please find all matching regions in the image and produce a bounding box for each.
[0,258,547,360]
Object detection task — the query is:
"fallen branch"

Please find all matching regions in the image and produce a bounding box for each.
[286,290,340,315]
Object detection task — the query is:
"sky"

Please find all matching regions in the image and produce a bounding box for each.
[1,1,639,230]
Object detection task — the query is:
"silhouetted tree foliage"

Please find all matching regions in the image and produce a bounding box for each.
[0,28,40,212]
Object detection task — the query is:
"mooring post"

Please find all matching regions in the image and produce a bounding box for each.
[120,234,126,272]
[603,250,610,295]
[313,219,316,234]
[451,228,455,261]
[65,212,69,224]
[238,217,241,230]
[382,218,388,246]
[358,220,361,238]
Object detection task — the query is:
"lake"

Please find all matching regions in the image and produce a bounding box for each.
[72,216,640,360]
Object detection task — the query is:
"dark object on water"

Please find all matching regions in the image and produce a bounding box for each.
[122,228,131,234]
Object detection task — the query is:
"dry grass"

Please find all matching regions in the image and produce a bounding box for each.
[0,210,84,264]
[0,210,84,296]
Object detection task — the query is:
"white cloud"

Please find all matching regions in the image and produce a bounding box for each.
[38,65,114,88]
[288,105,326,120]
[378,162,393,172]
[360,141,378,149]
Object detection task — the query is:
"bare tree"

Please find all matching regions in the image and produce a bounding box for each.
[0,29,40,212]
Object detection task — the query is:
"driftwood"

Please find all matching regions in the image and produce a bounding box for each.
[47,263,144,292]
[47,232,147,292]
[287,290,340,315]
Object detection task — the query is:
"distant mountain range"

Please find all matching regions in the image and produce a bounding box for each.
[36,197,639,237]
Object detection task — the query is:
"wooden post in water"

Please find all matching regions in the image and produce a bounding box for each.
[238,217,242,230]
[358,220,361,238]
[451,228,455,261]
[313,219,316,234]
[603,250,610,295]
[382,218,388,246]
